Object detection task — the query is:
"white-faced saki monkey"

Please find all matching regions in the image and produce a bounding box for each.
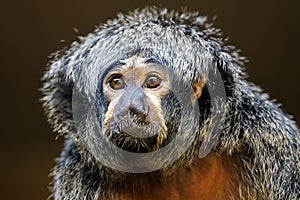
[41,7,300,200]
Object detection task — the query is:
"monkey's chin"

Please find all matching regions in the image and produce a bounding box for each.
[107,128,160,153]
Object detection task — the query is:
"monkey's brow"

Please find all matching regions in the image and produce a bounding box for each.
[109,57,164,72]
[143,57,163,66]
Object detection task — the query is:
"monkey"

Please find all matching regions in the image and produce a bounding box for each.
[41,6,300,200]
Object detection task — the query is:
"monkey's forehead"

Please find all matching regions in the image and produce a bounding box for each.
[119,56,161,68]
[106,60,165,75]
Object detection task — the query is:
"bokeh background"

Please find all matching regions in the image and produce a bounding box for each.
[0,0,299,199]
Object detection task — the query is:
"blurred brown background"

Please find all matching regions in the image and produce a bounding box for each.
[0,0,299,199]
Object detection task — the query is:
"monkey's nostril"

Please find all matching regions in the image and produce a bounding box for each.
[129,105,149,121]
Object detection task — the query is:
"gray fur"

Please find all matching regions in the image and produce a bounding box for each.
[41,7,300,200]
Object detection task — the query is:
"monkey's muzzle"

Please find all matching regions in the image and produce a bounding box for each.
[121,125,157,138]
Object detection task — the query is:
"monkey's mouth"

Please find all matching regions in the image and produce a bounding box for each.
[121,126,158,138]
[106,123,163,153]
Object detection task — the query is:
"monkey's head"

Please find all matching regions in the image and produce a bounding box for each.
[41,7,245,173]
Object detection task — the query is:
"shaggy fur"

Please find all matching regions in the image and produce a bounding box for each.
[41,7,300,200]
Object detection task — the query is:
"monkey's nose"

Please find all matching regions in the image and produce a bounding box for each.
[129,104,149,121]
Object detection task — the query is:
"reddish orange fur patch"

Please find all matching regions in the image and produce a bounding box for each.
[120,152,239,200]
[192,81,206,102]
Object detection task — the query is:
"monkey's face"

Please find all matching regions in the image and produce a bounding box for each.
[101,58,204,153]
[102,62,170,152]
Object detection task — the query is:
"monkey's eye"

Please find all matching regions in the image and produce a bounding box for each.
[108,75,125,90]
[144,75,161,89]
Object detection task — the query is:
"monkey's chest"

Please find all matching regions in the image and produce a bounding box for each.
[119,153,238,200]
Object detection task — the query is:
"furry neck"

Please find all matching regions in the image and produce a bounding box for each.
[108,152,239,200]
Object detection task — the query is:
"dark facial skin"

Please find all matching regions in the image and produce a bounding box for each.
[101,60,204,152]
[102,63,170,152]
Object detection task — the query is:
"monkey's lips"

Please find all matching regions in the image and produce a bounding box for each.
[121,126,157,138]
[107,124,161,153]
